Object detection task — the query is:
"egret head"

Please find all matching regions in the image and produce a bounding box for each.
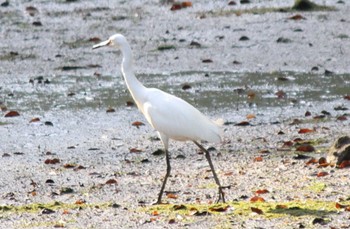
[92,34,127,50]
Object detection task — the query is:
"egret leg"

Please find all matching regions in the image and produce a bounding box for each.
[156,149,171,204]
[193,141,225,203]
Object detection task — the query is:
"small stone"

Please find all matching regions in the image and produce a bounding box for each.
[327,136,350,165]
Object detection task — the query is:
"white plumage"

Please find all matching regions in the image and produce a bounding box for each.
[93,34,225,203]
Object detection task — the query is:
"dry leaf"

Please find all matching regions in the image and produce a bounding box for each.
[151,210,159,216]
[282,141,294,148]
[129,148,142,153]
[254,156,263,162]
[289,14,306,20]
[173,204,187,210]
[132,121,145,128]
[338,160,350,169]
[106,107,115,113]
[30,117,40,123]
[63,163,76,168]
[298,128,314,134]
[296,144,315,152]
[235,121,250,126]
[250,196,265,203]
[255,189,269,195]
[317,171,328,177]
[105,179,117,185]
[335,202,347,209]
[44,158,60,164]
[251,207,263,214]
[276,204,288,209]
[62,209,70,214]
[75,199,86,205]
[89,37,101,43]
[306,158,318,165]
[166,193,178,199]
[209,205,229,212]
[246,114,256,120]
[4,110,20,117]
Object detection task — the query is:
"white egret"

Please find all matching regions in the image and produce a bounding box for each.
[93,34,226,203]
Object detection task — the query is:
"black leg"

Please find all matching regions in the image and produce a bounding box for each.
[193,141,225,203]
[156,149,171,204]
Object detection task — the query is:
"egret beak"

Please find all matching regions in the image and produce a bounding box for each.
[92,39,111,49]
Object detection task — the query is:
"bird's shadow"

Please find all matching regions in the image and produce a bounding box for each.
[268,207,336,217]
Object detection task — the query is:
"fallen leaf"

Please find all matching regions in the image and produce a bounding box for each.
[250,196,265,203]
[289,14,306,20]
[337,115,347,121]
[181,1,192,7]
[166,193,178,199]
[173,204,187,210]
[276,204,288,209]
[296,144,315,152]
[44,158,60,164]
[63,163,76,168]
[298,128,314,134]
[344,95,350,100]
[306,158,318,165]
[251,207,263,214]
[254,156,263,162]
[29,117,40,123]
[235,121,250,126]
[317,171,328,177]
[335,202,347,209]
[4,110,20,117]
[209,205,229,212]
[105,179,117,185]
[151,210,159,216]
[132,121,145,128]
[75,199,86,205]
[338,160,350,169]
[255,189,269,195]
[130,148,142,153]
[62,209,70,214]
[89,37,101,43]
[224,171,234,176]
[282,141,294,148]
[106,107,115,113]
[246,114,256,119]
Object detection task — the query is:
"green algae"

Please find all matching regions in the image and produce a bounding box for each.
[0,201,110,215]
[143,199,347,220]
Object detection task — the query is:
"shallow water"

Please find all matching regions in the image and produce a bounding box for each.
[3,71,348,114]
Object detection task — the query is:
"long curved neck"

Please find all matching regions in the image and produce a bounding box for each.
[120,42,147,108]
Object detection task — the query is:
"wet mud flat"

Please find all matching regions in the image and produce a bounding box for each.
[1,0,350,228]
